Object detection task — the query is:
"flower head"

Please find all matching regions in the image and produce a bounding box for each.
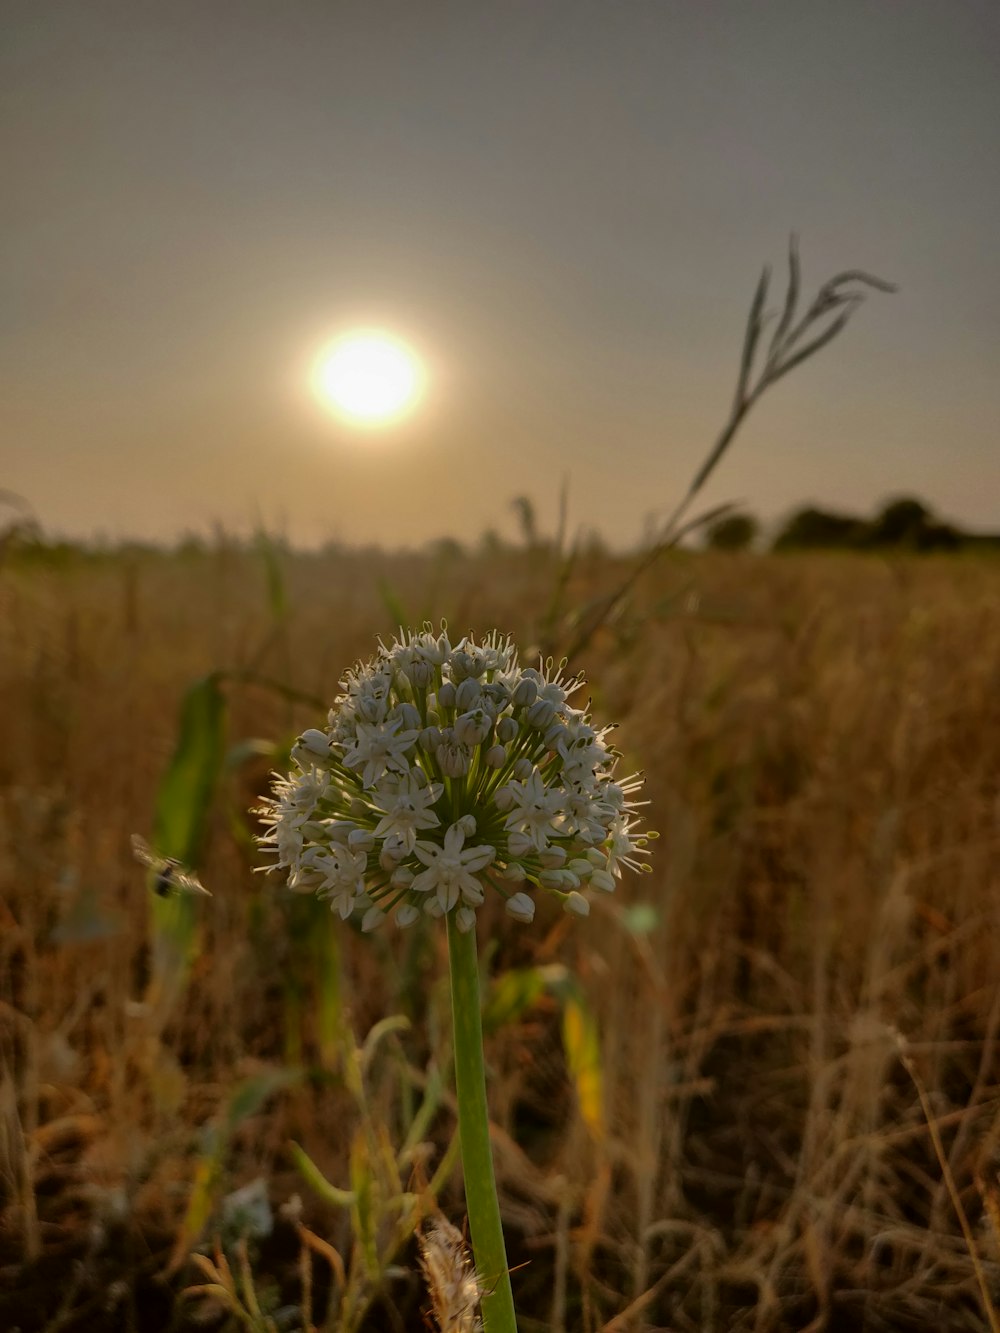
[257,625,651,931]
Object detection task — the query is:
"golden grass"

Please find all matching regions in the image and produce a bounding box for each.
[1,544,998,1331]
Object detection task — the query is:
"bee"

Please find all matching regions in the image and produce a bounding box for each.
[130,834,211,898]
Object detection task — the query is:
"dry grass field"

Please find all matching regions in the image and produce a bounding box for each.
[1,542,999,1331]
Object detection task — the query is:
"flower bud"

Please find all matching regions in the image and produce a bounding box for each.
[407,659,434,689]
[390,866,415,889]
[348,828,374,851]
[539,845,567,869]
[512,678,537,708]
[496,716,519,744]
[505,892,536,923]
[396,903,420,927]
[456,814,477,837]
[502,861,526,882]
[512,757,533,781]
[455,677,482,711]
[454,708,491,746]
[590,868,616,893]
[437,681,456,709]
[449,651,474,682]
[564,891,590,917]
[507,830,533,858]
[494,785,515,812]
[419,725,442,753]
[527,699,556,730]
[361,906,385,933]
[298,728,330,757]
[485,744,507,769]
[437,742,470,777]
[456,906,478,933]
[395,702,421,730]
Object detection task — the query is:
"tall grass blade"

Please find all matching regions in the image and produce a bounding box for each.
[147,672,226,1022]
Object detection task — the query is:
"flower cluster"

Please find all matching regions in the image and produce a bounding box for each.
[258,626,651,933]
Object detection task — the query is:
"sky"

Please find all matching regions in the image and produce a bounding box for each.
[2,0,999,549]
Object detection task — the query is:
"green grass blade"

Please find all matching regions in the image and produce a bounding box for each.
[147,673,227,1021]
[152,672,227,864]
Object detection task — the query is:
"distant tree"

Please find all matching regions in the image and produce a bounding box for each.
[866,497,932,547]
[773,506,866,550]
[916,522,963,551]
[704,512,759,551]
[865,496,964,551]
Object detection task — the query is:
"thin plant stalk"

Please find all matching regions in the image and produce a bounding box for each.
[560,237,897,660]
[447,910,516,1332]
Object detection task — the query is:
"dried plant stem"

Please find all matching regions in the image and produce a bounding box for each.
[898,1039,1000,1333]
[563,237,896,660]
[447,912,516,1333]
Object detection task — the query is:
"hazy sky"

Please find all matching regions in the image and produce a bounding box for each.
[3,1,998,548]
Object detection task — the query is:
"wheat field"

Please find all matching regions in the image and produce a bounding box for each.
[1,543,998,1332]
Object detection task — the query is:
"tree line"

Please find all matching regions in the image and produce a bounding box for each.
[705,497,1000,553]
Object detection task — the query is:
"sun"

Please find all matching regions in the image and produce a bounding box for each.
[311,330,424,426]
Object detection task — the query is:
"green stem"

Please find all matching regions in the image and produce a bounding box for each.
[447,911,517,1332]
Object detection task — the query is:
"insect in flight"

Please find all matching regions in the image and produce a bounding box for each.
[131,834,211,898]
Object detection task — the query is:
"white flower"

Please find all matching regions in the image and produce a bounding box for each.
[412,823,495,915]
[502,771,564,852]
[341,716,420,788]
[605,814,650,877]
[257,624,650,932]
[371,776,444,852]
[312,843,368,917]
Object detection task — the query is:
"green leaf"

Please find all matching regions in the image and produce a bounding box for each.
[145,673,226,1022]
[288,1140,356,1210]
[350,1131,379,1274]
[560,986,606,1144]
[360,1015,410,1073]
[223,1067,302,1136]
[152,673,227,865]
[482,965,563,1035]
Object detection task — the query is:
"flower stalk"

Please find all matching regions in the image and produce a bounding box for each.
[447,910,516,1332]
[256,624,655,1331]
